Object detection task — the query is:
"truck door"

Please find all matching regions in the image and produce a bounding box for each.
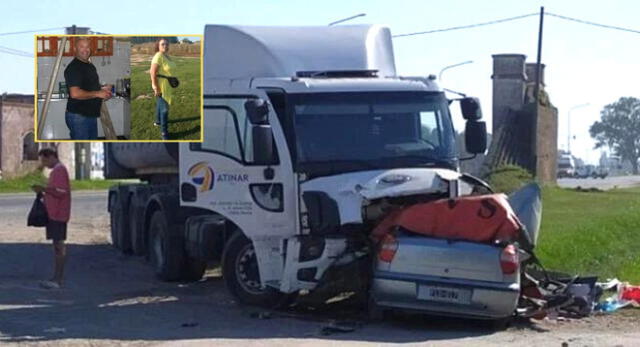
[179,93,297,241]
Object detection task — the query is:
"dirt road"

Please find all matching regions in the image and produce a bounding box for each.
[1,191,639,346]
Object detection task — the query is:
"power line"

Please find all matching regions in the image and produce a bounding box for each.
[546,12,640,35]
[393,13,538,38]
[0,45,32,58]
[0,27,64,36]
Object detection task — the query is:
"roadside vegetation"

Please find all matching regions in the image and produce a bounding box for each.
[0,172,123,194]
[485,164,640,283]
[537,186,640,283]
[485,164,534,194]
[129,52,201,140]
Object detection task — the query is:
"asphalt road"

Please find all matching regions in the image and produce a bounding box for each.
[557,175,640,190]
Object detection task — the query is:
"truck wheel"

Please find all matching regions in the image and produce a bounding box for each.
[129,200,146,256]
[222,232,285,307]
[109,193,132,254]
[148,210,184,281]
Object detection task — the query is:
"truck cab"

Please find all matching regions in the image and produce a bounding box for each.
[105,24,499,315]
[176,25,487,305]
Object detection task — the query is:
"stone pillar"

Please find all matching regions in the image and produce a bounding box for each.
[525,63,546,102]
[491,54,527,135]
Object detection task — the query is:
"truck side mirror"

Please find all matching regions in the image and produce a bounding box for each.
[252,125,277,165]
[465,121,487,154]
[460,97,482,121]
[245,99,270,124]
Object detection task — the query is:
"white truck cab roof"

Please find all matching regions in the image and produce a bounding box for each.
[204,24,442,95]
[204,24,396,81]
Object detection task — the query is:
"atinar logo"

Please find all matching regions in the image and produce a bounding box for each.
[188,162,215,192]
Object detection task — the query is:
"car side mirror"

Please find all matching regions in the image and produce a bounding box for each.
[245,99,270,124]
[252,125,277,165]
[465,120,487,154]
[460,97,482,121]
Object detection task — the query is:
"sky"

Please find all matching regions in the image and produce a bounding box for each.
[1,0,639,164]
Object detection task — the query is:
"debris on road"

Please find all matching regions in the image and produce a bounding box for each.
[595,279,640,313]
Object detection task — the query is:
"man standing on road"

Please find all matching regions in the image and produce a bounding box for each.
[64,37,112,140]
[32,148,71,289]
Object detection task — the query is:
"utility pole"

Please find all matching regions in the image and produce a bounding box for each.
[531,6,544,174]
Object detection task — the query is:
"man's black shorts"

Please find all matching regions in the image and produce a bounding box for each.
[46,220,67,241]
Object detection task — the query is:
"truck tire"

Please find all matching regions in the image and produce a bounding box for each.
[148,210,184,281]
[222,231,285,307]
[129,200,146,256]
[109,192,132,254]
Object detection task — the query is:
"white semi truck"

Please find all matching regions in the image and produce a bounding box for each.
[105,25,493,308]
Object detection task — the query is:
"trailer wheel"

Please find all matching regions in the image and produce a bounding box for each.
[129,200,146,256]
[109,193,132,254]
[222,231,285,307]
[148,210,184,281]
[109,194,120,249]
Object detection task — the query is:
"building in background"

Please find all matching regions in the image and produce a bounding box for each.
[479,54,558,183]
[0,93,76,179]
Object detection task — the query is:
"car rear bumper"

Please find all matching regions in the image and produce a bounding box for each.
[372,270,520,319]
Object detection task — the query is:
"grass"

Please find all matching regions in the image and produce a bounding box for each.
[537,186,640,283]
[0,172,126,194]
[485,165,534,194]
[129,55,201,140]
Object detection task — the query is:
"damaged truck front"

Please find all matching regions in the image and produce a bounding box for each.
[107,24,529,321]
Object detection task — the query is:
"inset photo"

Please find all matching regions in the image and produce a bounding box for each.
[35,35,202,141]
[129,36,202,141]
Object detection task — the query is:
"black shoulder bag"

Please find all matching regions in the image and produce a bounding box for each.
[27,192,48,227]
[157,74,180,88]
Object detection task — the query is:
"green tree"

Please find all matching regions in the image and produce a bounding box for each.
[590,97,640,174]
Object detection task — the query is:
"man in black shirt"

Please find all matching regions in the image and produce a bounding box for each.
[63,37,112,140]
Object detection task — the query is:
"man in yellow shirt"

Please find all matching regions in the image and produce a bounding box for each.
[150,38,176,140]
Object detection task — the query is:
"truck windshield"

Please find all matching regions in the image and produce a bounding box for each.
[290,91,457,175]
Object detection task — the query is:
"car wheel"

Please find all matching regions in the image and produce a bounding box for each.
[367,295,387,322]
[489,317,512,331]
[222,231,285,307]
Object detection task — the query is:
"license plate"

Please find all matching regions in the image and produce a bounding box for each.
[417,285,471,305]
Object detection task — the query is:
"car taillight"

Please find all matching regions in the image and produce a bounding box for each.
[378,233,398,263]
[500,244,519,275]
